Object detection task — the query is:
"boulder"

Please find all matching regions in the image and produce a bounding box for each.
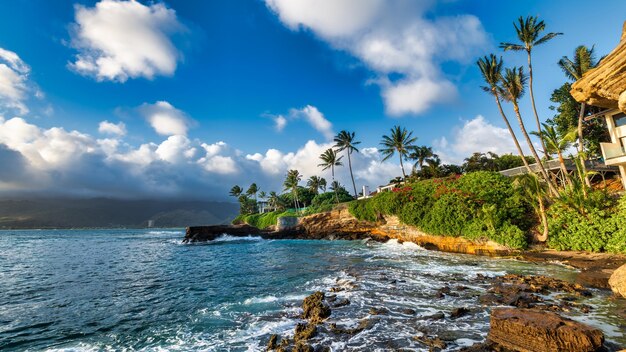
[301,291,331,324]
[609,263,626,298]
[488,308,604,352]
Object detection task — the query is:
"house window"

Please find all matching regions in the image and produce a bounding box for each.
[614,112,626,127]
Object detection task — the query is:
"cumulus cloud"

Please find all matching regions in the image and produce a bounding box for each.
[139,101,193,136]
[433,115,526,164]
[268,105,334,140]
[274,115,287,131]
[69,0,185,82]
[265,0,488,115]
[0,48,32,114]
[98,120,126,136]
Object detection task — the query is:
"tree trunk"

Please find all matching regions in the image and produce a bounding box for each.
[399,152,406,179]
[577,102,591,190]
[527,52,551,160]
[537,195,548,242]
[495,94,532,173]
[557,151,573,188]
[332,166,339,204]
[347,150,358,198]
[513,101,559,196]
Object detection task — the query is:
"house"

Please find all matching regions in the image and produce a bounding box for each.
[570,22,626,189]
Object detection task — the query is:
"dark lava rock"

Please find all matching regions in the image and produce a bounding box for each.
[302,291,331,324]
[450,307,470,318]
[414,335,447,350]
[488,308,604,352]
[293,341,313,352]
[267,334,278,350]
[332,298,350,308]
[276,338,290,352]
[294,323,317,341]
[401,308,416,315]
[328,318,375,335]
[368,307,389,315]
[418,312,445,320]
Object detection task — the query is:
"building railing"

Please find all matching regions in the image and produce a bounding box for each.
[601,142,626,160]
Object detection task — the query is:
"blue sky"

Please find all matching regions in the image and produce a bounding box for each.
[1,0,625,199]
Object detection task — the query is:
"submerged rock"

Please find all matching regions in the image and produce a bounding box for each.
[450,307,471,319]
[609,263,626,299]
[267,334,278,350]
[414,335,447,350]
[294,323,317,341]
[301,291,331,324]
[488,308,604,352]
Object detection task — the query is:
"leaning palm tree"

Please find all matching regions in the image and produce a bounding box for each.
[379,126,418,179]
[229,185,243,198]
[558,45,599,188]
[500,16,562,160]
[532,122,577,188]
[500,66,558,196]
[477,54,532,173]
[334,131,361,198]
[408,145,434,173]
[318,148,344,203]
[246,183,259,202]
[514,173,549,242]
[306,176,327,195]
[283,169,302,213]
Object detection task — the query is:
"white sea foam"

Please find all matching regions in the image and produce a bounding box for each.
[147,230,183,235]
[213,234,264,242]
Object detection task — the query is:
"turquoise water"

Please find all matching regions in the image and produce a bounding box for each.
[0,229,624,351]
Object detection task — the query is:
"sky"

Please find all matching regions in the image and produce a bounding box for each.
[1,0,625,200]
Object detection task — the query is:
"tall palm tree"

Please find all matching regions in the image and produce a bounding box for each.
[532,122,577,188]
[268,191,280,211]
[334,131,360,198]
[307,176,327,194]
[318,148,344,203]
[408,146,434,173]
[379,125,418,179]
[246,183,259,202]
[477,54,532,173]
[500,66,558,195]
[500,16,562,160]
[229,185,243,198]
[558,45,599,188]
[283,169,302,213]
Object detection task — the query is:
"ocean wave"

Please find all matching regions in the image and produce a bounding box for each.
[212,234,264,242]
[147,230,184,235]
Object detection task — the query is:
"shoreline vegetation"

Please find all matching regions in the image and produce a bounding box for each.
[228,15,625,256]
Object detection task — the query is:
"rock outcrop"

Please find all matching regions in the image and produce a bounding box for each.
[609,263,626,298]
[183,224,263,242]
[488,308,604,352]
[301,291,331,324]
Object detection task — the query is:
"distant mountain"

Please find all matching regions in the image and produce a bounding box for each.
[0,198,239,229]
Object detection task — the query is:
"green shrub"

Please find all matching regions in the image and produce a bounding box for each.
[606,196,626,254]
[348,199,377,222]
[421,192,472,237]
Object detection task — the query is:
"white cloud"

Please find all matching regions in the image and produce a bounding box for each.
[69,0,185,82]
[98,120,126,136]
[265,1,488,115]
[140,101,193,136]
[274,115,287,132]
[0,48,32,114]
[268,105,334,140]
[433,115,526,164]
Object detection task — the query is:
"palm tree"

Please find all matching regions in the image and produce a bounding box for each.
[307,176,327,194]
[283,169,302,213]
[408,146,434,173]
[318,148,344,203]
[514,173,549,242]
[334,130,360,198]
[229,185,243,198]
[500,16,562,160]
[268,191,280,211]
[558,45,599,188]
[532,122,577,188]
[477,54,532,173]
[380,126,418,179]
[500,66,558,195]
[246,183,259,202]
[329,180,342,193]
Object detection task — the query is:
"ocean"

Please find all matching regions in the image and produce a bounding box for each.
[0,229,624,351]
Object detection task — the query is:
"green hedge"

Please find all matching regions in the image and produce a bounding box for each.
[349,172,530,249]
[234,210,297,229]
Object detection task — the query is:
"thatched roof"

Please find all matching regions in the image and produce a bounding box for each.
[571,22,626,111]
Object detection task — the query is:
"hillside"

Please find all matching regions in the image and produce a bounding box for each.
[0,198,239,229]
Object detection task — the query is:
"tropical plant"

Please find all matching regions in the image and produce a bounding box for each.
[477,54,532,172]
[268,191,283,212]
[408,146,434,173]
[306,176,327,195]
[532,122,577,188]
[246,183,259,202]
[334,130,361,198]
[514,173,549,242]
[500,66,558,196]
[380,125,418,179]
[558,45,599,188]
[229,185,243,198]
[283,169,302,213]
[318,148,344,203]
[500,15,562,160]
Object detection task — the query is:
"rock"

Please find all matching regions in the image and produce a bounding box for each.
[609,263,626,298]
[488,308,604,352]
[294,323,316,341]
[414,335,447,350]
[302,292,331,324]
[418,312,445,320]
[276,338,290,352]
[332,298,350,308]
[368,307,389,315]
[293,341,313,352]
[267,334,278,350]
[450,307,470,318]
[401,308,416,315]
